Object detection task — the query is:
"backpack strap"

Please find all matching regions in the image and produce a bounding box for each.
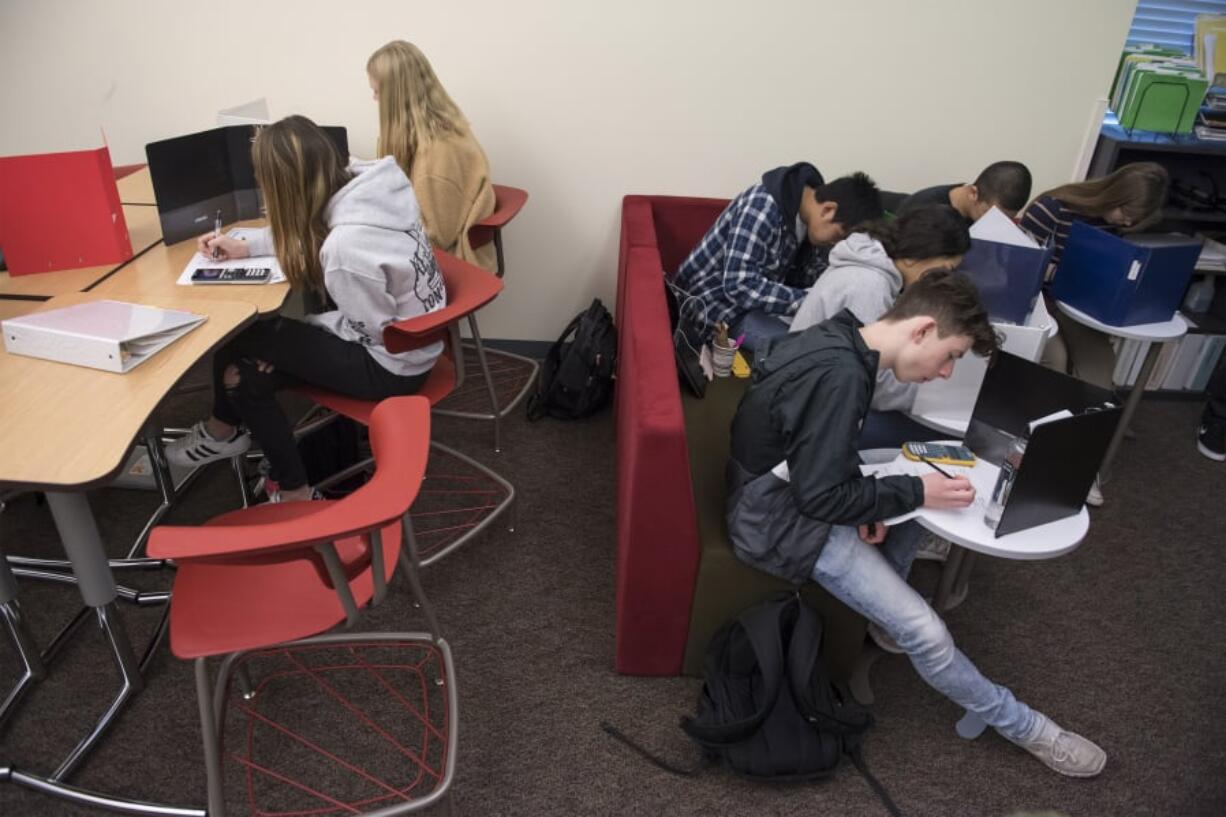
[788,604,874,736]
[847,745,905,817]
[599,721,709,777]
[680,596,791,747]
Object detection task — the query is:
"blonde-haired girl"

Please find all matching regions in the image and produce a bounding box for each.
[168,115,445,502]
[368,40,497,272]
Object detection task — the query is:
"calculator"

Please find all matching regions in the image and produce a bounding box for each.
[900,442,976,467]
[191,267,272,284]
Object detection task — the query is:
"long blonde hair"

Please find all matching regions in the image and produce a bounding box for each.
[251,115,350,294]
[367,40,468,175]
[1042,162,1170,232]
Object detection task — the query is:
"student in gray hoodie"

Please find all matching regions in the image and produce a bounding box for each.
[790,205,970,448]
[167,116,446,502]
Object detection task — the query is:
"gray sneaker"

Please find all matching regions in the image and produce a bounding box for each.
[1005,714,1106,777]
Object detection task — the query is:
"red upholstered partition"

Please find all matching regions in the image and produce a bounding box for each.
[614,194,728,675]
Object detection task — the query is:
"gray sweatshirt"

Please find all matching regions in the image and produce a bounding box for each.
[788,233,916,411]
[246,157,445,377]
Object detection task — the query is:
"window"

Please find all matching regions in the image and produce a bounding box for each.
[1127,1,1226,51]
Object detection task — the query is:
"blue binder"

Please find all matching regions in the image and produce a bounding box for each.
[957,239,1052,325]
[1051,223,1201,327]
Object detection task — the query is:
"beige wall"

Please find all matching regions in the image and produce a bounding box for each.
[0,0,1137,340]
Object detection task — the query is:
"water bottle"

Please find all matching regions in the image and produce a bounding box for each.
[983,435,1028,530]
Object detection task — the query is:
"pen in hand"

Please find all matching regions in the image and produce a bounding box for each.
[922,458,954,479]
[211,209,223,259]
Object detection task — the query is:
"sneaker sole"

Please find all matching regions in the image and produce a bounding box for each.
[1198,439,1226,462]
[1034,751,1107,778]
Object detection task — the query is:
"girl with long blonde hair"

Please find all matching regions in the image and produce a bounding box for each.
[167,115,446,502]
[367,40,497,272]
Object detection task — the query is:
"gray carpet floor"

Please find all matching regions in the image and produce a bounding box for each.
[1,387,1224,817]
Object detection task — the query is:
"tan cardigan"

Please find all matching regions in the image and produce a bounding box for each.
[409,130,497,273]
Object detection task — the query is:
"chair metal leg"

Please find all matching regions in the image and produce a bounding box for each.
[195,658,227,817]
[399,515,444,645]
[466,315,503,453]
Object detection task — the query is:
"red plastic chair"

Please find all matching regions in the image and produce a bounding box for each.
[298,249,516,565]
[438,185,538,447]
[148,396,457,817]
[468,184,528,280]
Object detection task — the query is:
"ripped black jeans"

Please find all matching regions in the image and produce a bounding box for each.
[211,317,428,490]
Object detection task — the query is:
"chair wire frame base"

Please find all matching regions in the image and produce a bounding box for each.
[192,519,458,817]
[433,315,538,454]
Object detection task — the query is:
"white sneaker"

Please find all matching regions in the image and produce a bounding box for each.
[165,421,251,468]
[1004,713,1107,778]
[915,532,952,562]
[1086,477,1104,508]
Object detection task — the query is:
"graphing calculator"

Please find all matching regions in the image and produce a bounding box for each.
[191,267,272,285]
[900,442,976,467]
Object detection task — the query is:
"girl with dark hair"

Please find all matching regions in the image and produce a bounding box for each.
[166,115,445,502]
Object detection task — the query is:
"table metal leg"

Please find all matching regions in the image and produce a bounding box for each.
[0,492,204,815]
[0,552,46,733]
[1099,340,1164,483]
[933,545,967,612]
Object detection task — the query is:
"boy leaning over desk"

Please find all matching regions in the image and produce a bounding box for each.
[725,269,1107,777]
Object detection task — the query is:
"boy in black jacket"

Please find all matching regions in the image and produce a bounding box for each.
[726,270,1106,777]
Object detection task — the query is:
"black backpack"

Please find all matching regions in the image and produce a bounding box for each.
[526,299,616,421]
[603,595,902,816]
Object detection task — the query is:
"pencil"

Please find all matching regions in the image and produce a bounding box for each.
[922,458,954,479]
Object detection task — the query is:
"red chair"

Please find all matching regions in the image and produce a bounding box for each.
[432,185,538,452]
[468,184,528,280]
[299,249,516,565]
[148,396,457,817]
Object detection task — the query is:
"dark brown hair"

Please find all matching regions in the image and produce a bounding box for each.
[882,269,998,358]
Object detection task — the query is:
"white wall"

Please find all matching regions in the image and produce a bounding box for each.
[0,0,1137,340]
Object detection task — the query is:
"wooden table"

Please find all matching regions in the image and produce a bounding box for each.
[116,165,157,206]
[0,205,164,298]
[0,290,254,815]
[91,220,290,315]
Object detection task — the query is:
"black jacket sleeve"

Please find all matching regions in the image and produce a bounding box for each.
[772,362,923,524]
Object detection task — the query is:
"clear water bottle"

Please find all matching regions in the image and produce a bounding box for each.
[983,435,1028,530]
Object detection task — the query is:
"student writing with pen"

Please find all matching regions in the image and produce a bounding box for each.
[725,270,1108,778]
[165,115,445,503]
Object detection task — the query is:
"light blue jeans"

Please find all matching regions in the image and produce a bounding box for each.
[811,521,1037,741]
[729,309,791,353]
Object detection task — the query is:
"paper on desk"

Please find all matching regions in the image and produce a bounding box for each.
[177,229,286,286]
[859,458,987,526]
[970,206,1040,249]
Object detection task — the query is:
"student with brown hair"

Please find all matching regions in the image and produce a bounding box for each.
[166,115,445,502]
[1020,163,1170,504]
[727,270,1106,778]
[367,40,497,272]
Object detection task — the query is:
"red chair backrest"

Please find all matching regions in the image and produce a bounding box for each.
[382,249,503,354]
[468,184,528,249]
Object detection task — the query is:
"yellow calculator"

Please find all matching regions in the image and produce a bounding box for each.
[901,442,976,467]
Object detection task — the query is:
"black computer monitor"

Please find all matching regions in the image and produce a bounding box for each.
[146,124,348,244]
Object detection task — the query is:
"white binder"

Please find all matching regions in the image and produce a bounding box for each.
[1,300,207,373]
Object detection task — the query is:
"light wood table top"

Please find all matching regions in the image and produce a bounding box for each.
[91,219,290,315]
[0,291,257,490]
[0,205,164,298]
[0,299,41,321]
[116,165,156,205]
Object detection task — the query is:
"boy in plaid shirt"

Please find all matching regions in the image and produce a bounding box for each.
[673,164,882,351]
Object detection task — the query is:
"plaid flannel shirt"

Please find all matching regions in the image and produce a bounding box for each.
[673,185,819,339]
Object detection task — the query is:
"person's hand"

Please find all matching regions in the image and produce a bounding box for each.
[196,234,250,261]
[921,473,976,509]
[253,359,274,374]
[858,521,888,545]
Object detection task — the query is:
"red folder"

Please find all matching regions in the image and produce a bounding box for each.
[0,146,132,276]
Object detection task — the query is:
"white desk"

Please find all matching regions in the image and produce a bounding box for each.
[1055,301,1187,480]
